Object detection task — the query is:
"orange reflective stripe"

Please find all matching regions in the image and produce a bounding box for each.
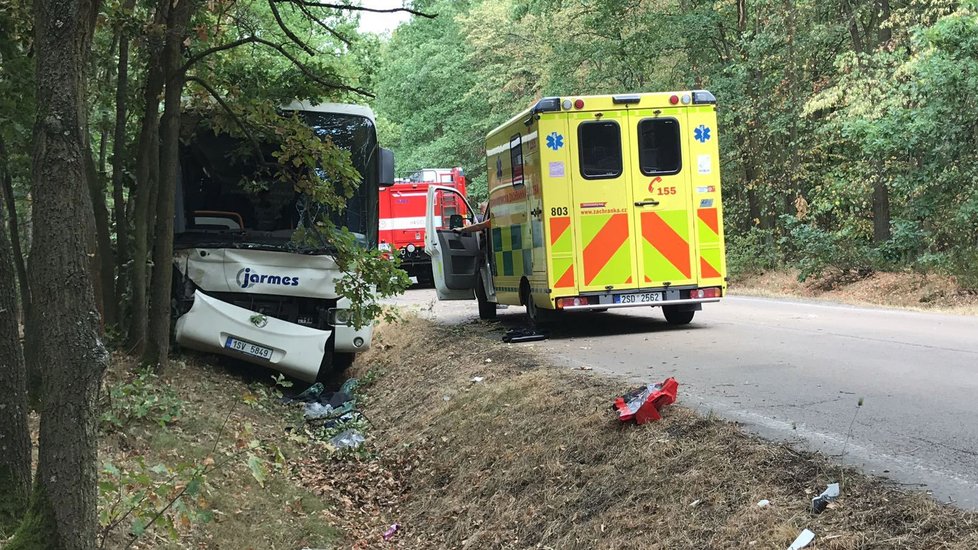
[550,217,570,245]
[583,213,629,286]
[697,208,719,234]
[555,265,575,287]
[700,257,721,278]
[642,212,691,278]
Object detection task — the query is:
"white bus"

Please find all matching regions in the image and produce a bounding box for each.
[171,102,394,382]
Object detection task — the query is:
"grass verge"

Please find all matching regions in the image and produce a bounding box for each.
[730,270,978,315]
[351,315,978,549]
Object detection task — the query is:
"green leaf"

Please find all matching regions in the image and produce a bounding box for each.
[246,453,267,487]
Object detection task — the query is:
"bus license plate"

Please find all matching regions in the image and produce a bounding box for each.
[614,292,663,304]
[225,337,273,361]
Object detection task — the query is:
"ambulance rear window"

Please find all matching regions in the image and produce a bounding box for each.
[637,118,681,175]
[578,121,622,179]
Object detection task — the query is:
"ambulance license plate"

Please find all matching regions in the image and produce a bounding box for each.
[225,337,273,361]
[614,292,663,304]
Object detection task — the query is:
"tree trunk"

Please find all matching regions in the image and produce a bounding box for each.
[0,188,31,533]
[873,177,891,242]
[111,9,134,319]
[0,135,40,406]
[0,139,30,321]
[127,1,168,354]
[145,0,195,367]
[85,137,119,327]
[6,0,108,547]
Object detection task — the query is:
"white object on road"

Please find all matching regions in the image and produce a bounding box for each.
[471,376,485,383]
[787,529,815,550]
[757,499,770,508]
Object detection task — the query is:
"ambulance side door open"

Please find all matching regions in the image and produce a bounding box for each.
[424,185,480,300]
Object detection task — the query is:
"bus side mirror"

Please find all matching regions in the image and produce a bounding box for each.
[378,147,395,187]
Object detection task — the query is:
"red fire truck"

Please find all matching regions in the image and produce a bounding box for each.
[379,167,468,283]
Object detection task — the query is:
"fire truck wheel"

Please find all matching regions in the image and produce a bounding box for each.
[662,306,695,325]
[476,277,496,320]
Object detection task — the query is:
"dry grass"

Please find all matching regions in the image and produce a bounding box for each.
[352,316,978,549]
[731,270,978,315]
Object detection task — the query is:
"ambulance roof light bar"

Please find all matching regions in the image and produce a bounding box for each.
[691,90,717,104]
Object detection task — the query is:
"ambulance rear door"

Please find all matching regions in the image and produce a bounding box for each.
[566,110,640,293]
[625,108,697,288]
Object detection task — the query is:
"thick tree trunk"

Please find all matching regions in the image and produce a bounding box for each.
[127,2,168,354]
[145,0,195,367]
[0,193,31,533]
[6,0,108,547]
[111,14,133,318]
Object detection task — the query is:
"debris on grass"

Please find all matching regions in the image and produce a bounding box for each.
[811,482,840,514]
[330,429,366,450]
[612,377,679,424]
[304,402,335,419]
[787,528,815,550]
[382,523,400,541]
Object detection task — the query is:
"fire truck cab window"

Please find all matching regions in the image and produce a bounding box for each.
[578,121,622,179]
[637,118,681,175]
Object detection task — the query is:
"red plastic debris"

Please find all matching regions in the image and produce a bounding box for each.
[613,378,679,424]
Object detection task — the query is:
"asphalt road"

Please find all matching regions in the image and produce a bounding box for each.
[394,288,978,509]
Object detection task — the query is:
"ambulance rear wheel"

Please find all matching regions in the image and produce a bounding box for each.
[523,286,556,325]
[662,306,695,325]
[476,277,496,320]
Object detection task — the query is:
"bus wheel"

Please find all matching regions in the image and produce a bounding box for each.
[662,306,695,325]
[476,277,496,320]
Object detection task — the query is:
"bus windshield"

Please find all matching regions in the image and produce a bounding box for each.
[175,109,379,252]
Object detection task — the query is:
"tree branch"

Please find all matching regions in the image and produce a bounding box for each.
[268,0,316,55]
[177,36,258,75]
[177,36,373,97]
[185,76,267,166]
[275,0,436,19]
[295,1,351,47]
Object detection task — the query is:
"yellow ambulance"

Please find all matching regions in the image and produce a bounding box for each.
[423,91,726,325]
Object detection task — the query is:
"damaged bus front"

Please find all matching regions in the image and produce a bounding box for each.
[172,103,394,382]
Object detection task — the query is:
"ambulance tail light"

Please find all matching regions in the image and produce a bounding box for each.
[573,99,585,109]
[690,287,721,299]
[556,296,590,309]
[691,90,717,104]
[669,95,679,105]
